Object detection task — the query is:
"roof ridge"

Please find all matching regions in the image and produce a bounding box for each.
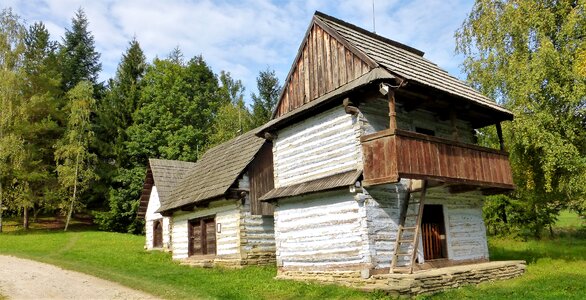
[314,11,425,57]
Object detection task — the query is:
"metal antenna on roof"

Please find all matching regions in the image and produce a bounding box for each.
[372,0,376,33]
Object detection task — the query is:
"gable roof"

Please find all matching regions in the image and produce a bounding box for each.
[137,159,196,218]
[270,11,512,127]
[157,129,266,213]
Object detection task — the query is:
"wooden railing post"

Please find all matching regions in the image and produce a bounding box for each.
[495,122,505,151]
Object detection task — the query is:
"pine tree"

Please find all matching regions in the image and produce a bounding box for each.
[59,8,102,92]
[250,68,281,127]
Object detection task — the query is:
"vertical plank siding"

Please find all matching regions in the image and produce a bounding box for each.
[275,24,371,118]
[361,129,514,188]
[274,107,362,187]
[249,143,275,215]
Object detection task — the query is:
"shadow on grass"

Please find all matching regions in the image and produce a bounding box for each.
[488,229,586,264]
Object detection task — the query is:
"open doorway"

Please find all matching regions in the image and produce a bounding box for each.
[153,219,163,248]
[421,204,447,260]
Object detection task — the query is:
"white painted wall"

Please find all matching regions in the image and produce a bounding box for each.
[273,106,362,188]
[274,190,370,270]
[426,189,489,261]
[144,186,170,250]
[171,201,241,260]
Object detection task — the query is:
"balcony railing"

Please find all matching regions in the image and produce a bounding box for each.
[361,129,514,190]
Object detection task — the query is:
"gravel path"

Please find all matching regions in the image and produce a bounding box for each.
[0,255,160,300]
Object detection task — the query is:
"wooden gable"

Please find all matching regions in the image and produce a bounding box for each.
[273,17,377,118]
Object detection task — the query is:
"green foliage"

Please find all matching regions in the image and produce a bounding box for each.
[251,68,281,127]
[0,231,369,299]
[58,8,101,92]
[54,81,99,225]
[456,0,586,237]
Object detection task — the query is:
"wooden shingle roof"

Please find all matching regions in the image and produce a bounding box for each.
[270,11,512,127]
[314,12,511,117]
[137,159,196,218]
[157,129,266,213]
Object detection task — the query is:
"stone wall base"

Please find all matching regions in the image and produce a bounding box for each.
[180,252,276,269]
[276,261,526,296]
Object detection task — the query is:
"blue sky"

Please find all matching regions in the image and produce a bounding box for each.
[2,0,474,102]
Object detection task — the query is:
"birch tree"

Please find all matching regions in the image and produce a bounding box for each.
[55,81,98,231]
[456,0,586,237]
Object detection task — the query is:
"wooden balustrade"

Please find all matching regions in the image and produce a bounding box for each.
[361,129,514,190]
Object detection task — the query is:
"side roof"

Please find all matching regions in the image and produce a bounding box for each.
[269,11,512,128]
[137,159,196,218]
[157,129,266,213]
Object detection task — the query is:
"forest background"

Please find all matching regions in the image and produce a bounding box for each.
[1,0,585,237]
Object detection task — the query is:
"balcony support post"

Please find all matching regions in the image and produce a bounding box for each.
[388,90,397,131]
[496,122,505,151]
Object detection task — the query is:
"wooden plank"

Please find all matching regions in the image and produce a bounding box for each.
[338,43,347,85]
[331,38,339,88]
[311,26,318,101]
[345,48,353,82]
[354,54,362,79]
[316,26,324,96]
[303,45,310,103]
[323,30,332,93]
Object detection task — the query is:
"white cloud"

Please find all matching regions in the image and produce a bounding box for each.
[1,0,474,99]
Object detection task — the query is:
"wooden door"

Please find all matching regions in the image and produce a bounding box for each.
[153,219,163,248]
[421,205,447,260]
[188,217,216,256]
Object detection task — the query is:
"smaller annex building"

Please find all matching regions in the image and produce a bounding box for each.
[138,159,196,251]
[139,129,276,267]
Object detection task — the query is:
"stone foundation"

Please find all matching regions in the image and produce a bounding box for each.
[181,253,276,269]
[276,261,526,296]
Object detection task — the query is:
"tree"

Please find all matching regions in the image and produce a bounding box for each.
[96,52,226,233]
[55,81,98,231]
[0,8,26,233]
[250,68,281,127]
[456,0,586,237]
[59,8,101,92]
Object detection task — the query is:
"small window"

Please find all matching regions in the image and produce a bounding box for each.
[415,127,435,136]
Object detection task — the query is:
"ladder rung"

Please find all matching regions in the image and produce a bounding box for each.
[397,239,413,243]
[395,252,411,256]
[402,227,417,231]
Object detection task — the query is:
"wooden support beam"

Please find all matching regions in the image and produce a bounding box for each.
[342,97,359,115]
[264,132,278,141]
[495,122,505,151]
[389,90,397,131]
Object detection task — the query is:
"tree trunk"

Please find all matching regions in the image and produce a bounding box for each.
[64,151,80,232]
[23,206,29,230]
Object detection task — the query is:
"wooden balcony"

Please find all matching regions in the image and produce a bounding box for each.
[361,129,514,191]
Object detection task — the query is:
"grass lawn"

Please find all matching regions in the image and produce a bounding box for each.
[0,211,585,299]
[0,230,370,300]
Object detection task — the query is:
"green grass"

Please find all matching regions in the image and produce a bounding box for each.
[1,213,585,299]
[0,230,370,300]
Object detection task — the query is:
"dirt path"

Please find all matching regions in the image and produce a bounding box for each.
[0,255,160,300]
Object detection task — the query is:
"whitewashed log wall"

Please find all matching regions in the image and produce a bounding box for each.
[425,189,489,260]
[359,96,475,143]
[237,174,276,263]
[273,106,362,188]
[144,186,170,250]
[274,190,370,271]
[171,201,241,260]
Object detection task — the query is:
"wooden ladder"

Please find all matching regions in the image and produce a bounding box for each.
[390,180,428,274]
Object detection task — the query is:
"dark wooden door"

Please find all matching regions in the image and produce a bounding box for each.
[153,219,163,248]
[188,217,216,256]
[421,205,447,260]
